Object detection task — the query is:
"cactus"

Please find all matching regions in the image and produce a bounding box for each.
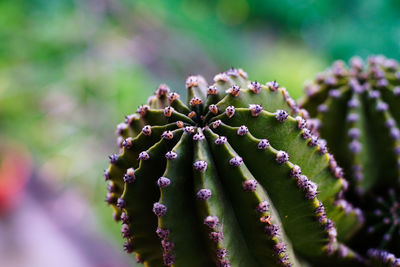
[105,68,363,266]
[300,56,400,265]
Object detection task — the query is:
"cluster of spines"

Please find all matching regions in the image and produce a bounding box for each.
[368,248,400,267]
[105,67,358,266]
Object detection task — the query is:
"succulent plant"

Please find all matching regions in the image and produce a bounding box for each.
[300,55,400,265]
[104,68,364,266]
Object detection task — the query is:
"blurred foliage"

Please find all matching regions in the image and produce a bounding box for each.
[0,0,398,264]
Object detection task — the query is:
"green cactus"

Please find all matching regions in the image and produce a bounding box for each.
[300,56,400,265]
[105,68,363,266]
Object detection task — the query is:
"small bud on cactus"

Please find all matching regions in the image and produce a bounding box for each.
[104,68,356,266]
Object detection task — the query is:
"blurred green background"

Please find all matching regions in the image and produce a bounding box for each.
[0,0,399,266]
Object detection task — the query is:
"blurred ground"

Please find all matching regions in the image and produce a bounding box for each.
[0,0,399,266]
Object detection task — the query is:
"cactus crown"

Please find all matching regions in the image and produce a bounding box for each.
[105,68,362,266]
[300,56,400,263]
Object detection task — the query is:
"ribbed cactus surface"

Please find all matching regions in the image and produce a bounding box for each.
[105,68,363,267]
[300,56,400,263]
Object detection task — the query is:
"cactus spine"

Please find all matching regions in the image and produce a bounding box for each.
[105,68,362,266]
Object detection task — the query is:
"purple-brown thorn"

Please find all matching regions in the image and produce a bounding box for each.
[275,110,288,122]
[265,224,280,236]
[318,139,328,155]
[376,101,388,112]
[122,137,133,149]
[309,136,319,147]
[186,76,199,88]
[329,89,341,98]
[385,118,396,128]
[242,180,258,192]
[193,160,207,172]
[188,111,196,119]
[190,97,202,106]
[104,169,110,181]
[348,99,360,108]
[165,151,177,160]
[197,189,212,200]
[157,177,171,188]
[163,254,176,266]
[248,81,261,94]
[394,86,400,96]
[266,81,279,91]
[256,201,269,213]
[209,231,224,243]
[137,105,149,117]
[121,212,130,224]
[216,248,227,259]
[123,239,134,253]
[237,125,248,136]
[250,104,262,117]
[350,56,364,70]
[347,113,359,122]
[156,84,170,97]
[229,156,243,166]
[334,166,344,179]
[349,140,362,154]
[124,168,135,184]
[193,132,205,141]
[168,92,180,103]
[226,67,239,77]
[273,242,287,255]
[302,129,312,140]
[138,151,150,160]
[390,127,400,140]
[369,90,381,99]
[107,181,115,193]
[153,202,167,217]
[209,104,219,115]
[257,139,270,150]
[116,123,127,136]
[142,125,152,136]
[109,154,119,164]
[348,128,361,139]
[163,106,174,117]
[121,224,131,238]
[296,175,318,200]
[212,120,222,129]
[105,192,116,205]
[125,114,139,125]
[161,130,174,140]
[161,240,175,253]
[276,151,289,164]
[117,198,126,209]
[176,121,184,128]
[377,79,388,88]
[290,165,302,178]
[217,259,231,267]
[226,85,241,96]
[214,73,229,83]
[225,105,235,118]
[156,227,170,239]
[207,85,218,95]
[296,116,307,130]
[317,104,329,113]
[324,76,338,87]
[215,136,227,145]
[324,219,337,240]
[184,126,195,133]
[238,68,248,79]
[204,216,219,229]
